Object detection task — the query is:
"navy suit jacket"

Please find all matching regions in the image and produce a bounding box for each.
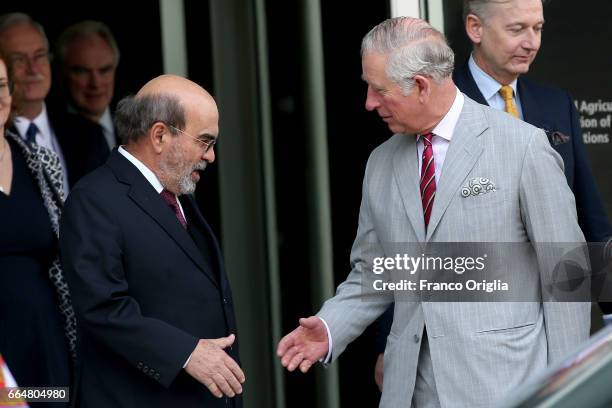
[9,110,109,189]
[453,62,611,243]
[50,110,110,188]
[60,151,241,408]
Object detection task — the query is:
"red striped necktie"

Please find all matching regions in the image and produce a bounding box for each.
[420,133,436,229]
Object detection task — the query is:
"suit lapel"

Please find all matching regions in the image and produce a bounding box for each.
[392,136,426,242]
[426,98,486,241]
[457,64,548,130]
[108,152,220,288]
[517,77,547,129]
[453,63,488,106]
[180,195,227,289]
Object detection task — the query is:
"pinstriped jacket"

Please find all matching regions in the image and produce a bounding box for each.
[317,97,590,408]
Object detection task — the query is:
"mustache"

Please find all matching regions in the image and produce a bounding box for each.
[19,74,46,84]
[193,161,207,172]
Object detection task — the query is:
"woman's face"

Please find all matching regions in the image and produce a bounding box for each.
[0,59,12,129]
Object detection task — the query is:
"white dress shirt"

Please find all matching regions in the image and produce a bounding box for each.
[14,103,70,195]
[468,54,524,119]
[416,88,464,183]
[118,146,185,219]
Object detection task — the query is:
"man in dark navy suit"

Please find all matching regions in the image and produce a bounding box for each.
[60,75,244,407]
[373,0,611,391]
[454,0,610,244]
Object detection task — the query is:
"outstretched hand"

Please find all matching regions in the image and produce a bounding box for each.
[185,334,245,398]
[276,316,329,373]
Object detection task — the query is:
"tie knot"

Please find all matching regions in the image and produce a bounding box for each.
[26,122,39,145]
[160,188,188,229]
[160,189,178,207]
[421,132,434,146]
[499,85,514,101]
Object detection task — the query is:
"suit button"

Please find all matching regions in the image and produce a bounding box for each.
[223,298,229,304]
[154,373,160,380]
[414,334,420,343]
[137,362,143,369]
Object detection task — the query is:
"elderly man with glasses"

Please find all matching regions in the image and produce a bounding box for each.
[60,74,243,408]
[0,12,109,193]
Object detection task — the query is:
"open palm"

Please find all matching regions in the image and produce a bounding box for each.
[277,316,329,373]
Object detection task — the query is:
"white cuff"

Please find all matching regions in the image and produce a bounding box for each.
[183,349,195,368]
[318,317,333,364]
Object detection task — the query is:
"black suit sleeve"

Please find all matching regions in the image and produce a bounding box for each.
[563,93,612,314]
[374,305,394,354]
[60,187,198,388]
[566,91,612,243]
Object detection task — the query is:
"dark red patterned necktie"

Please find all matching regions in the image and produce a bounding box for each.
[160,189,187,229]
[420,133,436,228]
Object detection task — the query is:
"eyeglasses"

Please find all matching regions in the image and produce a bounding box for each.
[9,51,50,70]
[165,123,216,153]
[0,81,12,98]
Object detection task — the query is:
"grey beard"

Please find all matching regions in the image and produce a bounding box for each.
[177,161,207,195]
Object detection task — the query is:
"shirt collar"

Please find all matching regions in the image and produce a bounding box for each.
[98,108,114,134]
[468,53,518,101]
[418,87,464,142]
[14,103,53,141]
[118,146,164,193]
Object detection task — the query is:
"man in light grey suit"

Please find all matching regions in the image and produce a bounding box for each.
[276,16,590,408]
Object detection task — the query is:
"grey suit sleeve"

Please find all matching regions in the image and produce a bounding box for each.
[519,129,591,363]
[317,155,394,363]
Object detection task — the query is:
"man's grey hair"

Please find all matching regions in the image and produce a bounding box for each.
[361,17,454,95]
[0,12,49,50]
[115,93,185,144]
[56,20,120,67]
[463,0,545,23]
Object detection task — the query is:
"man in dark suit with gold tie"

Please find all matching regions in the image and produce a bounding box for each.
[453,0,611,244]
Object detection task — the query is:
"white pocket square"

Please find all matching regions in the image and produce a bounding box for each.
[461,177,497,198]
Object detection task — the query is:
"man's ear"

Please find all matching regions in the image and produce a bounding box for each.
[413,75,431,103]
[465,14,484,44]
[149,122,167,154]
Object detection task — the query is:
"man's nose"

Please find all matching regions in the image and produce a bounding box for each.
[24,57,38,74]
[89,72,102,88]
[522,29,541,51]
[203,147,215,164]
[365,86,379,111]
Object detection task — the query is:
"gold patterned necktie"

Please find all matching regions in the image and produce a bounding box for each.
[499,85,519,118]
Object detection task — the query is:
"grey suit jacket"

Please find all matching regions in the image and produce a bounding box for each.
[317,96,590,408]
